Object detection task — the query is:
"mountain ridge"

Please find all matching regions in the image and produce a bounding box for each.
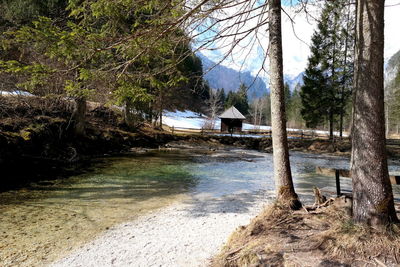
[197,53,268,99]
[198,52,304,98]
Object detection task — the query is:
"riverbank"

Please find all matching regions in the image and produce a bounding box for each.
[2,142,399,267]
[212,201,400,267]
[0,147,271,267]
[52,191,268,267]
[0,96,184,191]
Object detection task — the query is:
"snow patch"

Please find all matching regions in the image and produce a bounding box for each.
[162,110,347,137]
[0,90,34,97]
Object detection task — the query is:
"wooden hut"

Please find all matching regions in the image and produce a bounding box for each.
[219,106,246,133]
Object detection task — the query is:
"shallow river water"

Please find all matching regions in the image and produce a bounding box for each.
[1,148,400,266]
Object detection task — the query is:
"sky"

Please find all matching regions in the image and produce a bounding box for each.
[195,0,400,79]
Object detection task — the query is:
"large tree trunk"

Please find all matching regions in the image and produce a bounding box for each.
[72,97,86,136]
[269,0,301,210]
[351,0,398,226]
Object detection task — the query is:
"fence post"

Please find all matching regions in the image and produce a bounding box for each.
[335,170,341,196]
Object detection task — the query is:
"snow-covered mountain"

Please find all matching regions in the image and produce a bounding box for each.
[385,49,400,88]
[197,53,269,99]
[284,72,304,91]
[198,53,305,98]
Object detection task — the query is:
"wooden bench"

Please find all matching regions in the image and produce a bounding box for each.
[316,167,400,196]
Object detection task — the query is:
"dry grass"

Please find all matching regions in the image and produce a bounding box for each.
[212,200,400,267]
[315,209,400,265]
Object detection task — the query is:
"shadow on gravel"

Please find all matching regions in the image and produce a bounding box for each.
[181,190,270,217]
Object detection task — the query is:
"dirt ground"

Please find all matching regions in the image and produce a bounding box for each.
[213,198,400,267]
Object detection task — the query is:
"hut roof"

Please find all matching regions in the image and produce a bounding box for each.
[219,106,246,120]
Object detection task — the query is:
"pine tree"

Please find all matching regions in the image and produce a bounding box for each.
[0,0,67,26]
[284,82,292,121]
[216,88,226,112]
[224,83,249,115]
[287,84,303,128]
[237,83,249,115]
[284,82,291,108]
[300,30,329,128]
[300,0,354,139]
[0,1,207,132]
[338,1,355,138]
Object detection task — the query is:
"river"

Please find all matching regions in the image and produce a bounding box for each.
[1,148,400,266]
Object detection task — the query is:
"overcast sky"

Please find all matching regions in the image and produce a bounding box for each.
[197,0,400,79]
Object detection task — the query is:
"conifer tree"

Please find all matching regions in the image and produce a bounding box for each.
[287,84,303,128]
[224,83,249,115]
[216,88,226,112]
[300,0,354,139]
[284,82,291,109]
[300,30,329,129]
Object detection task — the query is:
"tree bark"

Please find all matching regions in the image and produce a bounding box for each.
[385,103,389,138]
[124,101,134,129]
[339,107,344,139]
[329,110,334,141]
[159,90,163,129]
[351,0,398,226]
[269,0,301,210]
[339,10,350,140]
[72,97,86,136]
[330,23,337,142]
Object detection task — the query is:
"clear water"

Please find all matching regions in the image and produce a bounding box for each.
[1,149,400,266]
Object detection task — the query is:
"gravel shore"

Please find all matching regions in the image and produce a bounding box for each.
[52,191,268,267]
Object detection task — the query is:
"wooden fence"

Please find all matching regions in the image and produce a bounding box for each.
[162,125,334,139]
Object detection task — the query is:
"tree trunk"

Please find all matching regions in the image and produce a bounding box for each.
[148,102,153,124]
[351,0,398,226]
[159,105,163,129]
[330,22,337,142]
[124,101,134,129]
[340,8,350,140]
[158,90,163,129]
[269,0,301,210]
[329,110,334,141]
[339,108,344,139]
[385,103,389,138]
[72,97,86,136]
